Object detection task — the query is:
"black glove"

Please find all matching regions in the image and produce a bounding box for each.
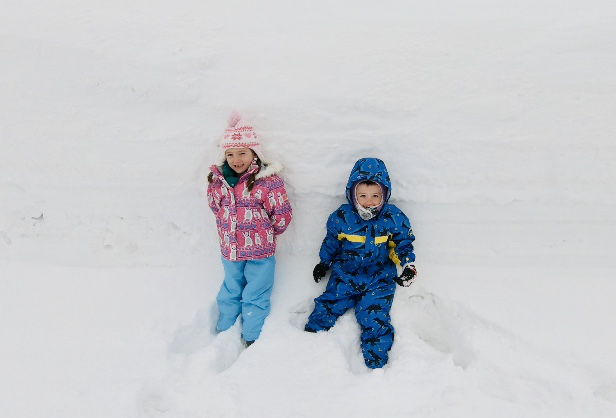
[394,265,417,287]
[313,263,329,283]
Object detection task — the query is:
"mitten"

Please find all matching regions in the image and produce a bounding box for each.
[394,265,417,287]
[313,263,329,283]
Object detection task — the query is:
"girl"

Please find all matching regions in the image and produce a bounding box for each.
[207,111,292,346]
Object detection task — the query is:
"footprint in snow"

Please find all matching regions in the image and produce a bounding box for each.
[138,313,246,416]
[289,299,314,331]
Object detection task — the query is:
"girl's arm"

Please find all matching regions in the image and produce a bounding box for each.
[206,178,222,215]
[263,178,292,235]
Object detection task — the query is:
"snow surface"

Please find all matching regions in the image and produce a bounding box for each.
[2,1,616,417]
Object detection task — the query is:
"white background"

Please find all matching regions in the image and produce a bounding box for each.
[1,1,616,417]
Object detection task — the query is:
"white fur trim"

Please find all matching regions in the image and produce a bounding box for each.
[256,161,283,179]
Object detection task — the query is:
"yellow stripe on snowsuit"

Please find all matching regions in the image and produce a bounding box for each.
[337,233,401,266]
[337,233,366,243]
[388,241,401,266]
[375,236,389,244]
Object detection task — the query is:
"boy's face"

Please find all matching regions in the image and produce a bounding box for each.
[225,147,255,174]
[356,183,382,208]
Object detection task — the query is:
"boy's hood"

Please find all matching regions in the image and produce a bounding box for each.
[345,158,392,206]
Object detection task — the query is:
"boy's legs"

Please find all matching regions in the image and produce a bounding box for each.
[305,278,356,332]
[240,255,276,342]
[217,257,247,332]
[355,283,396,369]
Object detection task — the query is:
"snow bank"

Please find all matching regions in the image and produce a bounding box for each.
[1,1,615,417]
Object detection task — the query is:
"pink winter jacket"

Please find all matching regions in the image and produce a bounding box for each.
[207,161,292,261]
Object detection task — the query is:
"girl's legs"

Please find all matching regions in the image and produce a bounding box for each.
[216,257,247,332]
[241,256,276,341]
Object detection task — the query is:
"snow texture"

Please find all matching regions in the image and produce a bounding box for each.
[1,1,616,417]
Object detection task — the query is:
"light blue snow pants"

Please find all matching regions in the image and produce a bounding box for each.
[216,256,276,341]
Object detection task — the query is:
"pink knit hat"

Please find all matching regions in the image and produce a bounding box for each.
[218,111,265,164]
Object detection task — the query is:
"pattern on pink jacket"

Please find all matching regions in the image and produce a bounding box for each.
[207,161,292,261]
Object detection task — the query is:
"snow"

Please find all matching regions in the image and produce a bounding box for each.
[1,0,616,417]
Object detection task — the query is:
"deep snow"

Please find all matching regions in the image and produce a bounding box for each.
[1,1,616,417]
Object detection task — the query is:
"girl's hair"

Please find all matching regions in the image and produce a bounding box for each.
[207,152,262,192]
[246,157,261,191]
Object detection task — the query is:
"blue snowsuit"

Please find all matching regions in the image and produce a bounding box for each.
[305,158,416,369]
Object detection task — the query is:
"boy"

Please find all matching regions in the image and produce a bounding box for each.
[305,158,417,369]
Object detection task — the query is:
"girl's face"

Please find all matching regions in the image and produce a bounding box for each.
[225,147,255,174]
[356,183,382,208]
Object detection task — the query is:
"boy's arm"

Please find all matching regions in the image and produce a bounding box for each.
[390,209,416,267]
[263,178,292,235]
[318,212,342,266]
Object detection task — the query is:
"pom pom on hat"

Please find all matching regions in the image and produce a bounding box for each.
[227,110,242,128]
[218,111,265,164]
